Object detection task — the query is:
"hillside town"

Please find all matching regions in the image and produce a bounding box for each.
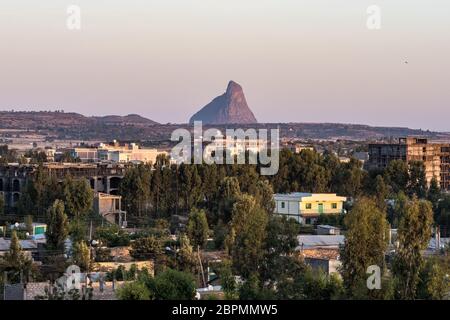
[1,135,449,300]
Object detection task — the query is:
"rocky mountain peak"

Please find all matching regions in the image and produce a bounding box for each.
[189,80,257,125]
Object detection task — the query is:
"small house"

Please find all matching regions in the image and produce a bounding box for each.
[274,193,347,224]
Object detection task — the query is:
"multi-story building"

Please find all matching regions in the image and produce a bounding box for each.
[62,141,167,164]
[93,192,126,225]
[273,192,347,225]
[67,147,99,162]
[367,137,450,190]
[0,163,128,208]
[282,143,314,154]
[203,137,268,158]
[97,142,167,164]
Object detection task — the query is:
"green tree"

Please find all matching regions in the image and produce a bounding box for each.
[16,191,34,216]
[62,176,93,219]
[427,177,441,210]
[20,165,62,216]
[69,219,87,243]
[216,259,238,299]
[25,150,48,164]
[119,164,152,217]
[24,215,33,234]
[0,231,33,283]
[390,191,408,228]
[187,208,209,249]
[435,195,450,237]
[0,193,4,215]
[199,164,222,213]
[393,197,434,299]
[46,200,69,253]
[340,197,389,297]
[277,267,345,300]
[95,247,112,262]
[177,234,197,274]
[213,219,228,250]
[116,281,151,300]
[130,236,163,261]
[95,224,130,247]
[216,177,241,223]
[149,161,176,218]
[59,151,81,163]
[228,194,269,279]
[253,180,275,214]
[261,216,302,285]
[179,164,203,212]
[408,161,427,198]
[270,149,295,193]
[384,160,409,194]
[296,149,330,193]
[72,241,91,272]
[373,175,388,211]
[147,269,196,300]
[238,272,273,300]
[417,258,448,300]
[338,158,365,198]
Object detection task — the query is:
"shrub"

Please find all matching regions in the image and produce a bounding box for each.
[130,236,163,261]
[116,281,151,300]
[148,269,196,300]
[95,225,130,247]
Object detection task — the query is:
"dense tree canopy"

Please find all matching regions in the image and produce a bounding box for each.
[62,175,93,219]
[393,197,434,299]
[340,197,389,296]
[46,200,69,253]
[0,193,4,215]
[228,194,269,279]
[0,231,33,283]
[186,208,209,249]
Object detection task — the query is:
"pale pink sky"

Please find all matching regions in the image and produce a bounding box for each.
[0,0,449,131]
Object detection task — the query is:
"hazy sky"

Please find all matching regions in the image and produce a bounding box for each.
[0,1,449,131]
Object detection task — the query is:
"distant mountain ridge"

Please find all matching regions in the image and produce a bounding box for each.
[92,114,158,125]
[0,111,158,128]
[189,81,258,124]
[1,112,448,142]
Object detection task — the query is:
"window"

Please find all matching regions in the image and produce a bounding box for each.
[306,203,312,209]
[281,202,285,209]
[34,226,46,235]
[332,203,337,209]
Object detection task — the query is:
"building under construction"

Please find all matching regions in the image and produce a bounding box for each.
[0,162,128,209]
[368,137,450,191]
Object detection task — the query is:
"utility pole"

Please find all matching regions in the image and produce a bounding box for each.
[176,166,179,216]
[197,246,206,288]
[3,271,7,300]
[89,220,93,271]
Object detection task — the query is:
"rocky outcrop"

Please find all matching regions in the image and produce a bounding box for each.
[189,81,257,124]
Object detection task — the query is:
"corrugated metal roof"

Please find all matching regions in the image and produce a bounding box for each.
[274,192,347,201]
[0,238,40,251]
[317,225,340,230]
[428,237,450,250]
[296,235,345,249]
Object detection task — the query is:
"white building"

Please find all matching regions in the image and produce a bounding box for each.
[273,192,347,224]
[63,141,168,164]
[97,143,166,164]
[203,137,267,158]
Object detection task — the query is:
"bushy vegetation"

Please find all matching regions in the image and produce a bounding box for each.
[2,148,449,300]
[95,224,130,247]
